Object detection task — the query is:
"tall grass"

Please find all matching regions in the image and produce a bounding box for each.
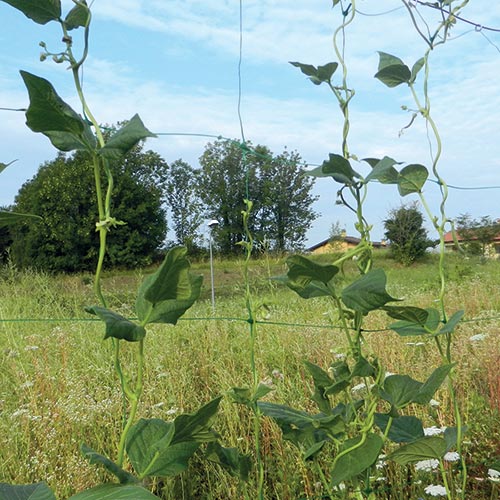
[0,253,499,499]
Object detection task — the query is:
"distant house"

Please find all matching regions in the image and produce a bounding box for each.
[307,233,388,254]
[443,230,500,257]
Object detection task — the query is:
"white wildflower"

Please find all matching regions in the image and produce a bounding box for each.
[376,454,387,470]
[424,484,447,497]
[488,468,500,483]
[424,426,445,436]
[415,459,439,472]
[152,402,165,409]
[165,406,178,416]
[429,399,440,408]
[24,345,39,351]
[20,381,34,389]
[11,408,29,419]
[351,382,367,393]
[272,369,284,381]
[469,333,487,342]
[443,452,460,462]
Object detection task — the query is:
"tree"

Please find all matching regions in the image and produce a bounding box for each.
[257,149,318,251]
[197,139,261,255]
[384,203,435,265]
[455,214,500,257]
[165,159,204,252]
[11,147,167,272]
[197,139,318,254]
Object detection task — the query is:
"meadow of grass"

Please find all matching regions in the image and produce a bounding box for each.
[0,251,499,499]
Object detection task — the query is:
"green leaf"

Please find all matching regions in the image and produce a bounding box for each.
[383,305,429,325]
[410,57,425,83]
[80,445,138,485]
[85,306,146,342]
[397,164,429,196]
[171,397,222,444]
[380,374,423,410]
[127,398,221,478]
[20,71,95,152]
[316,62,338,83]
[352,355,376,378]
[205,442,252,481]
[287,255,339,284]
[136,246,202,326]
[0,210,41,226]
[99,114,156,160]
[374,52,411,88]
[331,433,383,486]
[253,383,274,401]
[276,255,338,299]
[258,402,344,459]
[309,153,359,184]
[364,156,400,184]
[0,159,17,174]
[437,310,464,335]
[341,268,399,314]
[0,482,56,500]
[413,364,454,404]
[126,419,198,478]
[389,307,440,336]
[289,61,317,77]
[64,0,89,30]
[375,414,424,443]
[68,484,158,500]
[388,436,447,465]
[304,360,334,413]
[1,0,61,25]
[444,425,467,451]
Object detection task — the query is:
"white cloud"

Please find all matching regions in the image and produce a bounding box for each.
[1,0,500,244]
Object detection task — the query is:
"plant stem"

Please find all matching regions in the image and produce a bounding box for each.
[117,339,145,466]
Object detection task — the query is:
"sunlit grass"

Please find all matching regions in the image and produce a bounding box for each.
[0,253,499,499]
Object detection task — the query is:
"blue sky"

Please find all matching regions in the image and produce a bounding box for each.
[1,0,500,245]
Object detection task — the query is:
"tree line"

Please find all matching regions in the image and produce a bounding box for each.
[1,138,318,272]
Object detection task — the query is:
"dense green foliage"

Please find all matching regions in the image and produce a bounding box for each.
[384,204,436,265]
[164,159,204,252]
[197,139,317,254]
[11,149,167,272]
[455,214,500,257]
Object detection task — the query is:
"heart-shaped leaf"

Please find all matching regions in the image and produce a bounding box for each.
[331,433,384,486]
[383,305,429,325]
[375,414,424,443]
[80,445,138,484]
[68,484,158,500]
[364,156,399,184]
[341,268,399,314]
[205,442,252,481]
[126,398,221,478]
[0,482,56,500]
[1,0,61,25]
[64,0,89,30]
[374,52,411,88]
[309,153,359,184]
[85,306,146,342]
[389,307,440,336]
[437,310,464,335]
[397,164,428,196]
[20,71,96,152]
[99,114,156,160]
[136,246,202,325]
[410,57,426,83]
[388,436,447,465]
